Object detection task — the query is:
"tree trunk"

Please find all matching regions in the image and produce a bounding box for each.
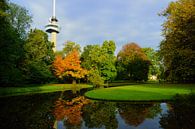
[72,79,77,94]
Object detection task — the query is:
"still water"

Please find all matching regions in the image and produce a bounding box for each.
[0,88,194,129]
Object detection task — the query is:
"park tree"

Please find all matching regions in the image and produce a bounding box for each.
[81,45,104,87]
[81,41,117,86]
[159,0,195,83]
[100,41,117,83]
[0,0,25,85]
[7,2,32,40]
[53,49,88,84]
[116,43,150,81]
[22,29,55,83]
[81,45,102,70]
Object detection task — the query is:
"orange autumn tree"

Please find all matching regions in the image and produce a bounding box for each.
[53,49,88,83]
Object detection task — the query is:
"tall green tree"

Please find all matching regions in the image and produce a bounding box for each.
[81,45,104,87]
[116,43,150,81]
[0,0,24,85]
[8,2,32,40]
[81,41,117,85]
[100,41,117,82]
[22,29,55,83]
[81,45,102,70]
[159,0,195,83]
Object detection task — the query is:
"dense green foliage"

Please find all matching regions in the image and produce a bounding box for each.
[0,1,54,85]
[7,2,32,39]
[81,41,117,86]
[159,0,195,83]
[0,0,25,85]
[85,83,194,101]
[116,43,150,81]
[88,69,104,87]
[22,29,55,83]
[100,41,117,82]
[81,45,101,70]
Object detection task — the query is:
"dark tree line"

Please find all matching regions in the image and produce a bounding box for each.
[0,0,55,86]
[159,0,195,83]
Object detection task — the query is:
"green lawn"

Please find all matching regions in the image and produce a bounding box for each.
[85,83,195,101]
[0,84,92,97]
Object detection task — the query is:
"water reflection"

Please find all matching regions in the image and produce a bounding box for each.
[0,90,194,129]
[160,94,195,129]
[53,98,164,129]
[117,103,161,127]
[53,94,194,129]
[82,101,118,129]
[0,92,60,129]
[53,96,90,129]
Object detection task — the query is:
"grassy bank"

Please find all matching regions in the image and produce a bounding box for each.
[85,83,195,101]
[0,84,92,97]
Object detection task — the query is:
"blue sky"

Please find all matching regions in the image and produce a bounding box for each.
[10,0,175,53]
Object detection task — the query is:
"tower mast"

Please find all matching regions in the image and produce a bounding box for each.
[45,0,60,52]
[53,0,56,18]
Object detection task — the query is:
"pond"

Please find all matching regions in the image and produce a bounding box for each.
[0,88,194,129]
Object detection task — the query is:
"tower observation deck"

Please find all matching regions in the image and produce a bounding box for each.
[45,0,60,52]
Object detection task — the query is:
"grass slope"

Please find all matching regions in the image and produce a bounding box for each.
[0,84,92,97]
[85,83,195,101]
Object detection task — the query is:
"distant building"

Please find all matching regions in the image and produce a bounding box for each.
[150,75,157,80]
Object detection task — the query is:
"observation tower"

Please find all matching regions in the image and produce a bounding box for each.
[45,0,60,52]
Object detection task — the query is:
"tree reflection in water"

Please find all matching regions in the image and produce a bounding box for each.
[117,103,161,127]
[1,90,194,129]
[53,96,90,129]
[160,94,195,129]
[82,101,118,129]
[0,92,60,129]
[53,97,164,129]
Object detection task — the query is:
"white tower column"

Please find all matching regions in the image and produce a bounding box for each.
[45,0,60,52]
[51,32,57,52]
[53,0,56,18]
